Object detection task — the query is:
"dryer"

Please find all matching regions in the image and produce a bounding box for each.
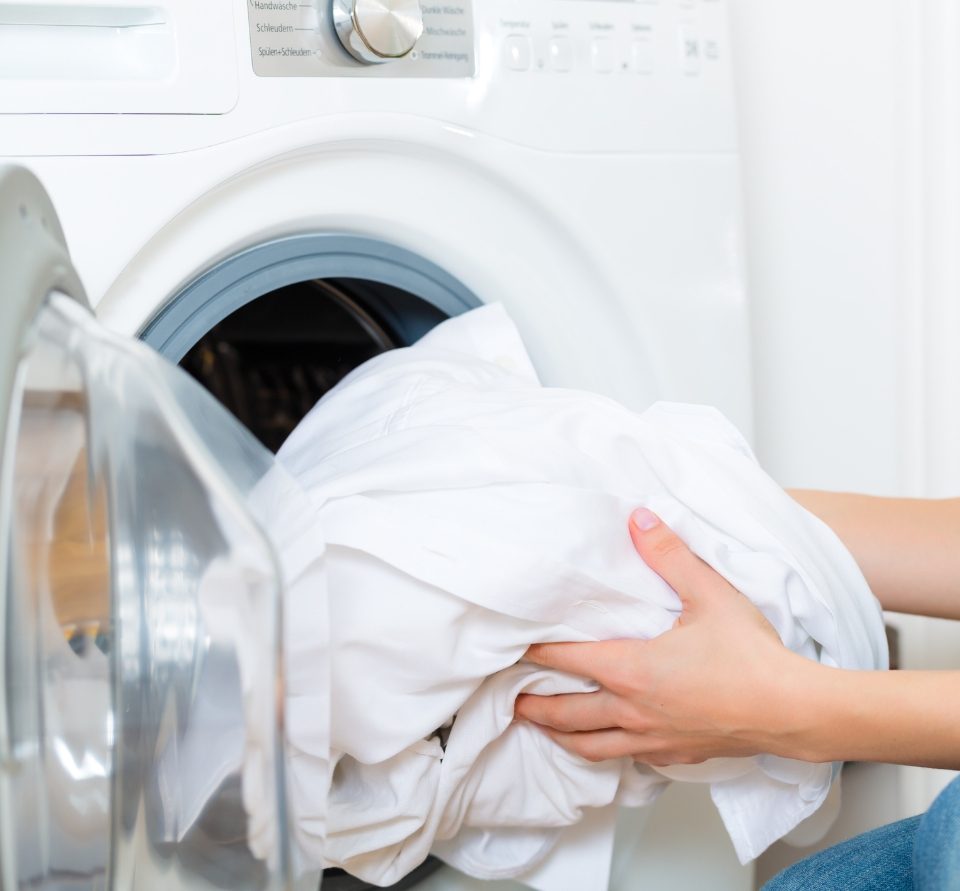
[0,0,753,888]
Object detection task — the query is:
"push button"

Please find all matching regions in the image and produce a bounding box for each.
[679,25,700,74]
[503,35,532,71]
[548,36,574,72]
[590,37,616,73]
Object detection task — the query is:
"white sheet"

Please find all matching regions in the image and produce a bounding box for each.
[273,304,887,887]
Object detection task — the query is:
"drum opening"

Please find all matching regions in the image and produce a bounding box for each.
[142,233,481,453]
[178,277,447,452]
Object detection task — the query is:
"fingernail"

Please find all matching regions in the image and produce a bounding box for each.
[630,508,659,532]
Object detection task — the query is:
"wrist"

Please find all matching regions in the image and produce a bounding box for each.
[748,654,960,769]
[753,651,837,762]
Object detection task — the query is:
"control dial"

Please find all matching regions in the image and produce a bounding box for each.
[332,0,424,64]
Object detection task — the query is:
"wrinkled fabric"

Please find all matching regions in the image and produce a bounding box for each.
[274,304,887,887]
[193,459,332,877]
[247,463,332,877]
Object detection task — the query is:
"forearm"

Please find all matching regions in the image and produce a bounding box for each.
[765,657,960,769]
[789,490,960,619]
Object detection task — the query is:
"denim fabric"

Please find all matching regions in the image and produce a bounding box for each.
[761,814,919,890]
[763,775,960,891]
[914,774,960,890]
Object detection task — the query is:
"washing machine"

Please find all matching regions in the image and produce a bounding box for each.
[0,0,753,888]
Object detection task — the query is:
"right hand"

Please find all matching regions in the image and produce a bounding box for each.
[515,508,817,766]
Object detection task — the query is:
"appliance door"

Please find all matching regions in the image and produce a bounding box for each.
[0,167,309,890]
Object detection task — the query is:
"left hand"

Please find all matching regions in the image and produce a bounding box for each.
[514,508,817,766]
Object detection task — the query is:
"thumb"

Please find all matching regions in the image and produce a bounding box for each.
[628,508,742,617]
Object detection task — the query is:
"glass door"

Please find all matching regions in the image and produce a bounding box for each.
[0,168,311,891]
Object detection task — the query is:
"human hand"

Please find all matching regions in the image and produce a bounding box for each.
[514,508,817,766]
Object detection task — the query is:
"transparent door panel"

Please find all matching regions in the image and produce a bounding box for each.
[1,293,306,891]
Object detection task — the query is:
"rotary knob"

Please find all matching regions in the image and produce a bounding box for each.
[332,0,424,64]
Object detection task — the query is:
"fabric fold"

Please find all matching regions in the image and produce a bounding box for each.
[272,303,886,886]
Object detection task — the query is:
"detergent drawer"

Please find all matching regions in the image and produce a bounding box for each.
[0,0,237,114]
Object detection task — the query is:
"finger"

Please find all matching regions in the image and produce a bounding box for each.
[628,508,743,615]
[515,690,622,733]
[524,640,632,685]
[539,727,641,763]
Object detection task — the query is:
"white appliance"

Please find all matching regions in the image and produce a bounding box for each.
[0,0,754,888]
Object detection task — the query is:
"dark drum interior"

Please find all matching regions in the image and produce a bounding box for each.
[177,276,449,891]
[180,277,447,452]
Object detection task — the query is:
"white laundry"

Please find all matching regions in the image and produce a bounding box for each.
[272,303,887,887]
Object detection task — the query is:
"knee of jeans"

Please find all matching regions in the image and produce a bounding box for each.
[935,774,960,811]
[921,775,960,835]
[761,864,809,891]
[914,776,960,889]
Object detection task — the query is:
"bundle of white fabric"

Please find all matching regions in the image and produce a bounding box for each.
[275,304,887,887]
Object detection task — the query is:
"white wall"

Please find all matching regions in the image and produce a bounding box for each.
[731,0,960,497]
[728,0,960,876]
[729,0,903,495]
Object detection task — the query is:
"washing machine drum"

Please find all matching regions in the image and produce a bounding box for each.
[0,167,315,890]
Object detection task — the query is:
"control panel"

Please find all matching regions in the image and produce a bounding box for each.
[248,0,475,77]
[0,0,737,155]
[476,0,736,153]
[247,0,725,85]
[495,0,725,79]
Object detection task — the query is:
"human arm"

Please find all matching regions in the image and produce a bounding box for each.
[788,490,960,619]
[514,509,960,770]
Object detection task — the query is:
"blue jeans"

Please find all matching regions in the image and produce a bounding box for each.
[763,775,960,890]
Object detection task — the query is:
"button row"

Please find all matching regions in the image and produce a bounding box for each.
[501,30,718,75]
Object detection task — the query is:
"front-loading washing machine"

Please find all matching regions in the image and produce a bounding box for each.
[0,0,753,888]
